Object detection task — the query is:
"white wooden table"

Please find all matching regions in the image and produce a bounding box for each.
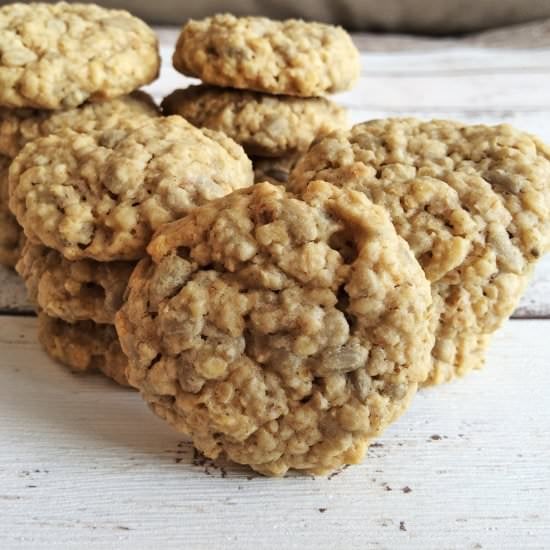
[1,24,550,549]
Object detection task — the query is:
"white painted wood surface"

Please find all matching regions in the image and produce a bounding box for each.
[0,316,549,549]
[1,26,550,549]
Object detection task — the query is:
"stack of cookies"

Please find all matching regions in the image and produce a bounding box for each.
[0,2,162,383]
[162,13,359,185]
[0,2,160,267]
[9,109,254,385]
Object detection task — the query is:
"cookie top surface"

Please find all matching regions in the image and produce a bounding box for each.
[162,86,348,157]
[0,2,160,109]
[172,14,360,97]
[17,241,134,324]
[0,155,23,267]
[289,118,550,382]
[115,181,433,475]
[38,312,130,387]
[0,91,159,159]
[9,115,254,261]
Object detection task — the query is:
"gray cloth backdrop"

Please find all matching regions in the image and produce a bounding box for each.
[4,0,550,34]
[3,0,550,33]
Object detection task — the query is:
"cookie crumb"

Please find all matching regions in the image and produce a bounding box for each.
[402,486,412,493]
[399,521,407,532]
[318,508,327,513]
[430,434,442,441]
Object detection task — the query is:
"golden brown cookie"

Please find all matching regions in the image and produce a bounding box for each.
[9,116,253,261]
[0,3,160,109]
[173,14,360,97]
[116,181,433,475]
[0,91,159,159]
[0,92,158,267]
[17,241,134,324]
[289,118,550,383]
[37,312,130,387]
[0,155,24,267]
[253,153,301,185]
[162,86,347,157]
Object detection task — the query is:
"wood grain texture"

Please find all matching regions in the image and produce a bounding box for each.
[0,315,548,549]
[2,33,550,317]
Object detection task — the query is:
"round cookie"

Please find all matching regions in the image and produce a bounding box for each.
[17,242,134,324]
[253,154,301,185]
[0,3,160,109]
[173,14,360,97]
[0,155,24,267]
[9,116,254,261]
[0,93,158,267]
[38,312,130,387]
[0,91,159,159]
[162,86,348,157]
[115,181,433,476]
[289,118,550,383]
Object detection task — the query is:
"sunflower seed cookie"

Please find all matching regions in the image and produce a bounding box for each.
[0,91,159,159]
[116,181,433,475]
[0,2,160,109]
[0,155,24,267]
[162,86,347,157]
[253,154,301,185]
[17,241,134,324]
[173,14,360,97]
[38,312,130,387]
[9,116,253,261]
[289,118,550,383]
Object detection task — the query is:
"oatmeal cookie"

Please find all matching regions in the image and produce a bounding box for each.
[173,14,360,97]
[0,2,160,109]
[0,91,159,159]
[162,86,347,157]
[0,155,24,267]
[116,181,433,475]
[253,153,301,185]
[9,116,253,261]
[289,118,550,383]
[0,93,157,266]
[38,312,130,387]
[17,241,134,324]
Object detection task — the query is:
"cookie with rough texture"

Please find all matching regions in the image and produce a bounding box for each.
[9,116,253,261]
[162,86,347,157]
[116,181,433,476]
[253,153,301,185]
[0,93,157,267]
[17,241,134,324]
[0,91,159,159]
[0,156,24,267]
[289,118,550,383]
[173,14,360,97]
[0,2,160,109]
[38,312,130,387]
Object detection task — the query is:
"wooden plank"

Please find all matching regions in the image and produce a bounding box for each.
[0,266,32,313]
[0,316,548,548]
